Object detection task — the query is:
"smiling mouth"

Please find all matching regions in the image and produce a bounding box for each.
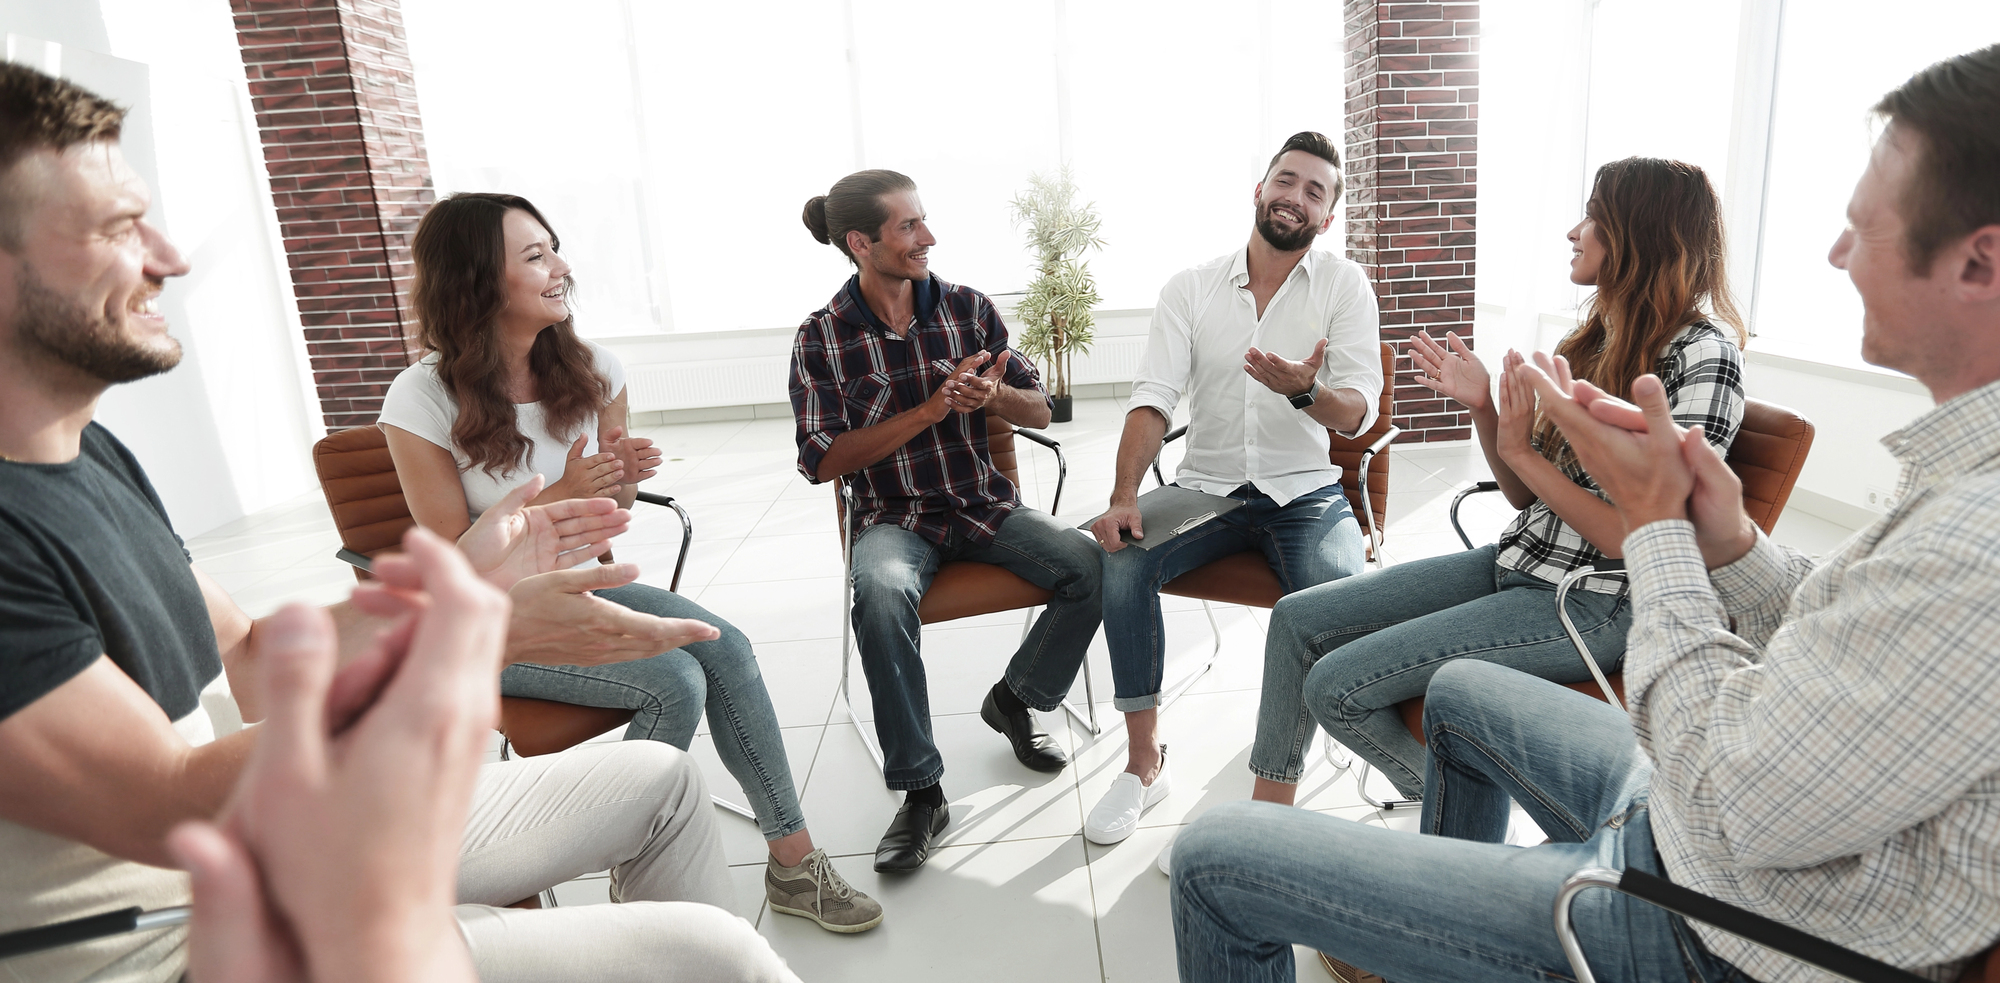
[1270,206,1305,225]
[541,286,565,299]
[129,291,162,317]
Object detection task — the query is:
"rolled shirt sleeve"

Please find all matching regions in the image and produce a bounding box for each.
[1128,274,1194,424]
[789,323,848,483]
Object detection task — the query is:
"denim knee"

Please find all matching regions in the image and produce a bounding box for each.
[1301,649,1361,727]
[1419,659,1509,740]
[851,567,922,620]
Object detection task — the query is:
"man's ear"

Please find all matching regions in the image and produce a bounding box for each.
[1955,225,2000,300]
[845,228,870,262]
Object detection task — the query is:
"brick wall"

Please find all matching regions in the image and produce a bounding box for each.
[232,0,435,431]
[1343,2,1478,443]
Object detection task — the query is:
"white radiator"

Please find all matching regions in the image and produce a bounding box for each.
[627,356,791,412]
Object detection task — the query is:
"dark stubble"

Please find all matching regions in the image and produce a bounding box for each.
[1254,198,1320,253]
[14,263,180,383]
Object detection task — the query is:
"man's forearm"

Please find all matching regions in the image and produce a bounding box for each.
[1111,407,1170,505]
[1302,385,1369,435]
[987,384,1052,429]
[814,403,944,483]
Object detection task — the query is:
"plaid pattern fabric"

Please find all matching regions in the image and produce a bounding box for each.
[790,274,1048,546]
[1493,322,1744,592]
[1621,379,2000,983]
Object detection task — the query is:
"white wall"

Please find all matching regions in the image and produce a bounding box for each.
[1743,353,1934,522]
[2,0,322,537]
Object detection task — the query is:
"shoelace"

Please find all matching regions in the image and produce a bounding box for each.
[805,851,855,912]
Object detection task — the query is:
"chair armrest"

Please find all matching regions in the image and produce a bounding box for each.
[0,905,189,960]
[1148,425,1191,488]
[336,547,374,572]
[1554,565,1629,710]
[632,491,693,594]
[1449,480,1504,550]
[1012,427,1069,515]
[1555,867,1930,983]
[1361,425,1400,458]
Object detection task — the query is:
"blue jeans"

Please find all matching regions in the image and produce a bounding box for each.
[497,582,806,841]
[849,507,1103,790]
[1172,660,1750,983]
[1102,482,1362,711]
[1253,544,1630,797]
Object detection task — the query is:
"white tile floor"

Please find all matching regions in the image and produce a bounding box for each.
[185,395,1860,983]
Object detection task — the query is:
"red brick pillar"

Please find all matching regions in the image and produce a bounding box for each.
[231,0,434,431]
[1344,2,1478,443]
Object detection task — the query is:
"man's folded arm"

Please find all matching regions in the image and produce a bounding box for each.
[1623,518,2000,869]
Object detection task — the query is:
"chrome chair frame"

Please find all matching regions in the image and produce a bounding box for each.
[835,429,1100,774]
[1555,866,1930,983]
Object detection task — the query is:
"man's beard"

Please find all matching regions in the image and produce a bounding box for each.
[1254,200,1320,252]
[14,265,181,383]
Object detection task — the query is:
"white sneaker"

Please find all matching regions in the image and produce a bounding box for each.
[1084,747,1171,845]
[1156,829,1176,876]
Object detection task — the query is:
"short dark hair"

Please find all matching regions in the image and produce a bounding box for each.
[802,169,917,267]
[1264,131,1344,203]
[1873,44,2000,272]
[0,62,126,249]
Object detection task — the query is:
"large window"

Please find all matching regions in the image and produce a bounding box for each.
[1750,1,2000,369]
[403,0,1350,337]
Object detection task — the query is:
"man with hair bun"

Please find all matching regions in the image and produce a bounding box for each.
[791,169,1103,873]
[1084,131,1383,858]
[1171,45,2000,983]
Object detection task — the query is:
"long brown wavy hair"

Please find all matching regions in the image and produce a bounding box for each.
[1537,157,1746,468]
[408,192,608,476]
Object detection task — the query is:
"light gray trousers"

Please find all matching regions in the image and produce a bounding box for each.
[451,741,798,983]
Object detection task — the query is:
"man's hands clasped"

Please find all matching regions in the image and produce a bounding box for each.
[928,349,1011,419]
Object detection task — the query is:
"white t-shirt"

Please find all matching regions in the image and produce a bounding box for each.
[379,341,628,518]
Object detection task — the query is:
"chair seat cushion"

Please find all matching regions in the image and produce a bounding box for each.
[1161,551,1285,609]
[499,696,637,757]
[917,561,1054,624]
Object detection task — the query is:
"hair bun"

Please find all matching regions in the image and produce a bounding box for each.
[802,195,831,243]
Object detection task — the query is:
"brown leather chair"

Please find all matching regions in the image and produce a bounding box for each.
[310,425,725,774]
[1393,397,1817,747]
[1141,341,1402,704]
[834,413,1097,772]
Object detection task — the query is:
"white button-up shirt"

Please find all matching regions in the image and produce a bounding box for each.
[1128,247,1383,506]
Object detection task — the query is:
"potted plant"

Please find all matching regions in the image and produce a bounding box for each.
[1010,167,1103,424]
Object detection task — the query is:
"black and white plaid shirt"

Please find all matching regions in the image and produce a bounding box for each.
[1494,322,1744,592]
[1626,378,2000,983]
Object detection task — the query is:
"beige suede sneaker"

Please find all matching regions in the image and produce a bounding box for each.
[766,849,883,933]
[1317,951,1386,983]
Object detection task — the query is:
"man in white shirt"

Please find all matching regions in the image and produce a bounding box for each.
[1084,132,1383,847]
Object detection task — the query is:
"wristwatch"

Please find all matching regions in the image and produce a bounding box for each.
[1287,386,1317,410]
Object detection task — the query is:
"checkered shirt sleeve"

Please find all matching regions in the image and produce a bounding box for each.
[1493,322,1745,591]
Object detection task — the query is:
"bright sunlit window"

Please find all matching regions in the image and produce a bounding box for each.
[403,0,1349,337]
[1750,1,2000,369]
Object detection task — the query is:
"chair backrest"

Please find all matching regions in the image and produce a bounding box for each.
[1726,397,1816,536]
[1328,341,1399,533]
[312,425,415,580]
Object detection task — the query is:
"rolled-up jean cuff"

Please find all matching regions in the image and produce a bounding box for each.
[1113,692,1161,713]
[1248,764,1300,784]
[884,763,945,792]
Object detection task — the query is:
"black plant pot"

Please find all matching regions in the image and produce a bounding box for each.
[1050,395,1073,423]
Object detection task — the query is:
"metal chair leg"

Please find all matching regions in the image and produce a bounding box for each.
[1158,599,1224,712]
[1352,761,1421,811]
[837,482,886,775]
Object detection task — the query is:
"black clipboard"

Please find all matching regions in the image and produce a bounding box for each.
[1081,485,1244,550]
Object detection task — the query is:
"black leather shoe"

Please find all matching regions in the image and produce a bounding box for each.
[873,799,949,872]
[981,683,1069,773]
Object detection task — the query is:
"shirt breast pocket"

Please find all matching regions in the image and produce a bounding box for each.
[842,371,896,428]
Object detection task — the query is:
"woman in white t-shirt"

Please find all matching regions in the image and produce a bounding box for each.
[380,193,880,933]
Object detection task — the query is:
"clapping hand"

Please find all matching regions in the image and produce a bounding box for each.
[601,426,663,491]
[1493,350,1538,459]
[549,434,623,501]
[1408,330,1490,409]
[942,350,1010,414]
[458,474,629,590]
[168,528,496,983]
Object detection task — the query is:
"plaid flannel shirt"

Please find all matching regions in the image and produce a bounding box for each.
[789,274,1049,546]
[1494,321,1744,592]
[1625,378,2000,983]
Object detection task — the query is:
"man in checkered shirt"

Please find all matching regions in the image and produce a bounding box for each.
[792,169,1103,874]
[1169,45,2000,983]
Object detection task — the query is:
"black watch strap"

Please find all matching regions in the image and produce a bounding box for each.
[1287,387,1316,410]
